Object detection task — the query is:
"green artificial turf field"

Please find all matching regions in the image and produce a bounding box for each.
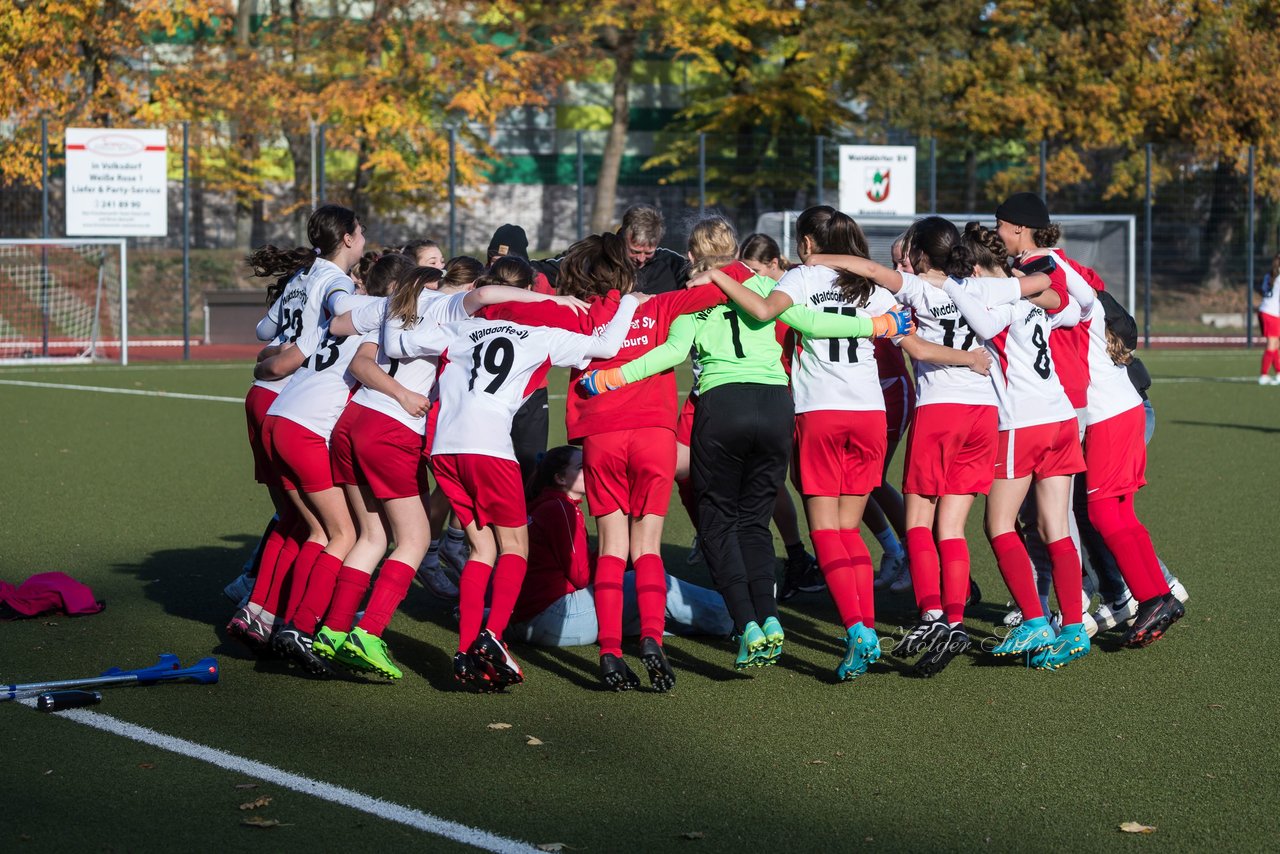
[2,352,1277,852]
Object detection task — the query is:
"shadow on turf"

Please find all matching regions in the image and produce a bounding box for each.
[117,535,260,629]
[1172,419,1280,434]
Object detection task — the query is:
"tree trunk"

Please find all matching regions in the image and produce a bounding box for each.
[964,147,978,213]
[591,32,636,235]
[1202,158,1241,292]
[232,0,258,249]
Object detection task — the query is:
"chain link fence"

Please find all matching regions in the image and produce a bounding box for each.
[1,119,1275,344]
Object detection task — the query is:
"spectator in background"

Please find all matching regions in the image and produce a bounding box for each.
[488,224,555,294]
[530,206,690,296]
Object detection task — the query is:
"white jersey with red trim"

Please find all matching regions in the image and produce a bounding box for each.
[265,293,383,441]
[252,259,355,395]
[895,273,1020,407]
[945,279,1076,430]
[774,265,896,413]
[349,290,470,434]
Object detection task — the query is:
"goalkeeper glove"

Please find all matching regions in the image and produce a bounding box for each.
[579,367,626,396]
[871,308,914,338]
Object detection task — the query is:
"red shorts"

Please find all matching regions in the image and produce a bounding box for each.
[1083,405,1147,501]
[432,453,526,529]
[793,409,887,497]
[881,376,916,444]
[351,407,430,500]
[264,415,333,493]
[1260,311,1279,338]
[244,385,279,484]
[329,404,362,487]
[422,404,440,465]
[582,426,676,518]
[995,418,1085,481]
[675,391,697,447]
[903,403,999,496]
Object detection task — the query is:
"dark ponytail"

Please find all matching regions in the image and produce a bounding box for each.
[362,253,416,298]
[957,222,1013,277]
[248,204,363,302]
[902,216,961,275]
[526,445,581,502]
[795,205,874,307]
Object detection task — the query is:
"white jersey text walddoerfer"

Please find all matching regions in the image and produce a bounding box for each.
[265,293,384,440]
[895,272,1020,407]
[944,280,1077,430]
[774,265,896,413]
[349,290,471,434]
[390,296,641,461]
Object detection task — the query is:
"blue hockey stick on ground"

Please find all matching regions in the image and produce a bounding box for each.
[2,654,218,702]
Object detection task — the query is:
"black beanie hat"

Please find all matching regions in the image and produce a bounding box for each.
[995,192,1051,229]
[487,223,529,260]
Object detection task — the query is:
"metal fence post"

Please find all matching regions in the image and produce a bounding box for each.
[576,130,585,240]
[815,135,824,207]
[698,133,706,217]
[1144,143,1152,349]
[1039,140,1047,199]
[309,120,318,211]
[1247,145,1256,349]
[929,137,937,214]
[448,127,458,257]
[41,118,49,357]
[317,123,327,204]
[183,121,191,361]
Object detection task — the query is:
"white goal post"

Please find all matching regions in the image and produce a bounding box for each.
[0,238,129,365]
[754,212,1138,316]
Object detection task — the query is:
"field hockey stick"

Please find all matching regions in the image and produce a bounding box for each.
[1,654,218,702]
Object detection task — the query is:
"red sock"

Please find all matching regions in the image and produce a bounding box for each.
[325,565,372,633]
[594,555,627,657]
[357,560,414,636]
[811,529,861,628]
[990,532,1044,620]
[457,559,494,652]
[677,477,699,530]
[484,553,529,640]
[842,529,875,629]
[905,527,941,613]
[293,552,342,634]
[1046,537,1083,625]
[1088,494,1171,601]
[938,538,970,624]
[1264,350,1277,375]
[262,533,302,615]
[633,553,668,642]
[282,539,324,622]
[247,528,286,608]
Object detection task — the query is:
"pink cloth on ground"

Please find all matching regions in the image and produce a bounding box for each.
[0,572,104,619]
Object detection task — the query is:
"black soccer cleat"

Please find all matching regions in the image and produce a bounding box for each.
[966,578,982,607]
[912,625,971,678]
[893,617,949,658]
[453,651,501,693]
[273,623,332,678]
[1122,593,1185,648]
[639,636,676,693]
[468,629,524,687]
[598,653,642,692]
[779,553,825,601]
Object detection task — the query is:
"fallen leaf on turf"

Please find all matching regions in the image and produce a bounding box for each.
[807,759,827,765]
[239,796,273,810]
[138,763,155,770]
[1208,704,1224,710]
[43,770,52,775]
[241,818,285,829]
[487,723,512,730]
[680,831,705,840]
[234,783,259,790]
[526,736,544,746]
[1119,822,1156,834]
[536,844,580,851]
[43,621,58,627]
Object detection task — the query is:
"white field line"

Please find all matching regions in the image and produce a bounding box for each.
[0,362,249,373]
[0,378,243,403]
[23,703,536,853]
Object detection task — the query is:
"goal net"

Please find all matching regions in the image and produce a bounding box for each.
[753,213,1137,315]
[0,239,128,364]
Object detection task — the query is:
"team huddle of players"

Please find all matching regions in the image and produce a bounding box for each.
[224,195,1186,692]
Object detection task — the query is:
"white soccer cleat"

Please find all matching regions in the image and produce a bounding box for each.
[1092,591,1138,631]
[1169,577,1189,604]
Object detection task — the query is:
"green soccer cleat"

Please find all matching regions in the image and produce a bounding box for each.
[1031,623,1091,670]
[836,622,877,681]
[312,625,348,660]
[735,622,768,670]
[338,627,402,679]
[991,616,1056,658]
[760,616,785,666]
